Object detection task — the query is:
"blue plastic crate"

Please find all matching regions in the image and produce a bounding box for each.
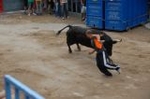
[86,3,103,17]
[86,16,104,29]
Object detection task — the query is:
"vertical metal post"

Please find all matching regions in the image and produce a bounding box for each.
[75,0,78,12]
[25,95,30,99]
[71,0,73,12]
[15,88,20,99]
[4,75,45,99]
[4,80,11,99]
[148,1,150,20]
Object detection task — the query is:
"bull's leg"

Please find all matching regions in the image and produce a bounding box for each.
[76,43,81,51]
[67,44,72,53]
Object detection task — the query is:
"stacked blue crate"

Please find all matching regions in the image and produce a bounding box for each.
[105,0,148,31]
[86,0,104,29]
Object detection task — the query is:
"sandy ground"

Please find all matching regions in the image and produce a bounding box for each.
[0,13,150,99]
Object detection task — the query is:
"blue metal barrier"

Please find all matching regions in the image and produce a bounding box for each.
[4,75,45,99]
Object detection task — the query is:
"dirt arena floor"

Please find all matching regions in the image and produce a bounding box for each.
[0,13,150,99]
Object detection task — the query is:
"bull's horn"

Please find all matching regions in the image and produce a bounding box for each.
[113,39,122,42]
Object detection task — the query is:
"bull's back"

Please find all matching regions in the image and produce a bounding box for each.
[72,26,87,34]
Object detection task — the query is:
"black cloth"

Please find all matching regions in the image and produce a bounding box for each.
[82,0,86,6]
[24,0,28,7]
[96,51,113,76]
[47,0,54,9]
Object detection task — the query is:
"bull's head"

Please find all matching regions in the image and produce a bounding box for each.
[112,39,122,44]
[103,39,122,56]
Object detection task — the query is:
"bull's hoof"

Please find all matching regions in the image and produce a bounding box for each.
[78,49,81,51]
[69,51,72,54]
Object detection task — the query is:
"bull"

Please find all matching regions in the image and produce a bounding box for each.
[56,25,121,56]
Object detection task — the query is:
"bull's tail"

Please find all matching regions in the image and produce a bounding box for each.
[56,25,72,35]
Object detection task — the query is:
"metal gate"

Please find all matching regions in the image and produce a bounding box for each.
[68,0,81,13]
[3,0,24,12]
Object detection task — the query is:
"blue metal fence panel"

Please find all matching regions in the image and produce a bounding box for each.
[128,0,133,27]
[86,0,104,29]
[86,0,148,31]
[87,0,102,3]
[105,0,148,31]
[148,0,150,21]
[4,75,45,99]
[105,1,122,11]
[128,0,148,28]
[105,0,128,31]
[86,16,103,28]
[139,0,148,24]
[132,0,138,27]
[86,3,103,17]
[3,0,24,11]
[105,20,128,31]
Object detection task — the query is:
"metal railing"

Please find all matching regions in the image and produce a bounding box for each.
[4,75,45,99]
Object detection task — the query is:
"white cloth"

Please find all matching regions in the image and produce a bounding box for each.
[81,6,86,13]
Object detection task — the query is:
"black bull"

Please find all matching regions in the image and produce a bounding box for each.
[56,25,121,56]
